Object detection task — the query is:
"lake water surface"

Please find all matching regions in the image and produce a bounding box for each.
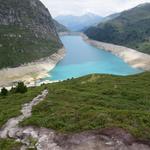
[45,35,141,81]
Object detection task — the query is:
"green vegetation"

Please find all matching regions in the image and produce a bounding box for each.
[0,25,60,69]
[0,86,43,127]
[21,72,150,140]
[0,88,8,96]
[15,82,28,94]
[85,3,150,54]
[0,0,62,69]
[0,72,150,143]
[0,139,21,150]
[27,136,37,149]
[0,82,28,96]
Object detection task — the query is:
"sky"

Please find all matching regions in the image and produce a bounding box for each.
[40,0,150,17]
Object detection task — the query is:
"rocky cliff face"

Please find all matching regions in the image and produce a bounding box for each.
[0,0,62,69]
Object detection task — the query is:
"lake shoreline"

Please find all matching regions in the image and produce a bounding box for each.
[60,32,150,71]
[1,32,150,88]
[0,47,65,88]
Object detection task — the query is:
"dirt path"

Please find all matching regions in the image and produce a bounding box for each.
[0,89,150,150]
[0,90,60,149]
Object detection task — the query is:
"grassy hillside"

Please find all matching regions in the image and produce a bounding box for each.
[0,86,43,128]
[85,3,150,54]
[0,72,150,143]
[0,0,62,69]
[0,86,44,149]
[0,25,61,68]
[20,72,150,141]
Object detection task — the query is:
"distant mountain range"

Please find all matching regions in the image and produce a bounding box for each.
[55,13,103,31]
[53,19,69,33]
[85,3,150,54]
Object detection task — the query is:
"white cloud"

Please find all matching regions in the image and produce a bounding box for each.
[40,0,150,17]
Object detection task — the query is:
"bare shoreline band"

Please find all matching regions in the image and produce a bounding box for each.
[0,47,65,87]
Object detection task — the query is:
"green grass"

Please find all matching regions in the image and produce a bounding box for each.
[20,72,150,140]
[0,86,44,128]
[0,72,150,143]
[0,139,21,150]
[0,86,44,150]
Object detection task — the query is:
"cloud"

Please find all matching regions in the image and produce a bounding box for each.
[40,0,150,17]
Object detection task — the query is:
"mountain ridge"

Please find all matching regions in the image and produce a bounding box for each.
[55,13,103,31]
[85,3,150,54]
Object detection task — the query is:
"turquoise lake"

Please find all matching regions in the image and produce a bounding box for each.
[45,35,141,81]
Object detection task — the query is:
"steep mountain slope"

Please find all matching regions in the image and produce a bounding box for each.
[53,19,69,33]
[0,0,62,69]
[85,3,150,54]
[55,13,103,31]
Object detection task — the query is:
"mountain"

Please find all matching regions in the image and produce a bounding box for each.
[0,0,62,69]
[55,13,103,31]
[85,3,150,54]
[101,13,120,23]
[53,19,69,33]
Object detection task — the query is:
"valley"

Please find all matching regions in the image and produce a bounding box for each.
[0,0,150,150]
[44,34,141,82]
